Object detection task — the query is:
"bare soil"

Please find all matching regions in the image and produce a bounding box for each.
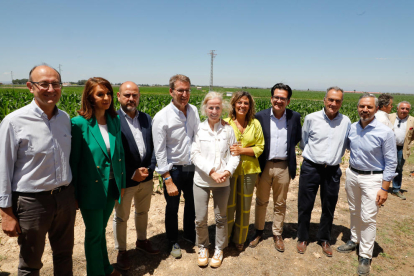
[1,154,414,276]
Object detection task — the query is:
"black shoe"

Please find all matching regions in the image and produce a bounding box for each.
[357,257,370,275]
[337,240,358,253]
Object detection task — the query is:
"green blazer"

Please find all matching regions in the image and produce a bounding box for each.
[70,113,126,209]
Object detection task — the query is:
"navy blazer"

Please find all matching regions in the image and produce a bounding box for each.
[255,108,302,180]
[117,109,156,188]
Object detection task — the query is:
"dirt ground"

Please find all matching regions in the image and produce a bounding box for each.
[1,154,414,276]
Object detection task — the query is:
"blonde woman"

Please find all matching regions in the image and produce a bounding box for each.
[225,91,264,251]
[191,92,240,267]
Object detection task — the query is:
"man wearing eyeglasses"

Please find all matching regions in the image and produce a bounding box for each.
[251,83,302,252]
[375,93,394,129]
[296,86,351,257]
[389,101,414,200]
[0,65,76,275]
[152,74,199,258]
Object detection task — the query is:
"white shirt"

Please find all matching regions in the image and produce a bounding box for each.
[300,109,351,166]
[375,110,393,130]
[119,108,146,160]
[98,123,114,179]
[152,101,200,175]
[191,120,240,187]
[394,116,408,146]
[0,100,72,208]
[268,109,288,160]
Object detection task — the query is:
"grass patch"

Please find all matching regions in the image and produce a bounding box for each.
[394,218,414,236]
[379,252,395,259]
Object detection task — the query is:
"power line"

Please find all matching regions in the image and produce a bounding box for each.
[208,50,217,92]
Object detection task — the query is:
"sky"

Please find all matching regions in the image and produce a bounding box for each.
[0,0,413,93]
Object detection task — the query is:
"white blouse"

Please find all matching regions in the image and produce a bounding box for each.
[191,120,240,187]
[98,123,114,179]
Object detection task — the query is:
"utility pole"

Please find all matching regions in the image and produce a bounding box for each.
[58,64,62,82]
[11,71,14,90]
[208,50,217,92]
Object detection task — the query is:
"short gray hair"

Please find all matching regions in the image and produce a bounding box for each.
[200,91,230,116]
[397,101,411,109]
[325,86,344,100]
[28,63,61,82]
[378,93,394,109]
[357,93,378,108]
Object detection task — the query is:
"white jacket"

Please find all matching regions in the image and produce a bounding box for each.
[191,120,240,187]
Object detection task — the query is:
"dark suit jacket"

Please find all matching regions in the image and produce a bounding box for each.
[70,113,126,209]
[117,109,156,188]
[255,108,302,180]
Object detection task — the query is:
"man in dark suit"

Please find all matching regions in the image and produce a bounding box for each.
[250,83,301,252]
[113,81,159,270]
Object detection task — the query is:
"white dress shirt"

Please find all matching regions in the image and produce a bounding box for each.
[268,109,288,160]
[375,110,393,130]
[0,100,72,208]
[300,108,351,166]
[191,120,240,187]
[119,108,146,160]
[152,101,200,175]
[394,116,408,146]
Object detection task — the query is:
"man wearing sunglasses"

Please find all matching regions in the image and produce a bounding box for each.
[389,101,414,200]
[0,65,76,275]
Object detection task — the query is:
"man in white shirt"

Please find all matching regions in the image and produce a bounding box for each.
[152,74,200,258]
[389,101,414,200]
[113,82,159,270]
[375,93,393,129]
[0,65,76,275]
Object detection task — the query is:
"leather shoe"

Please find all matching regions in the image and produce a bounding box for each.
[273,235,285,252]
[249,235,262,248]
[235,243,244,251]
[116,250,130,270]
[321,241,333,257]
[107,269,121,276]
[297,241,307,254]
[136,239,160,254]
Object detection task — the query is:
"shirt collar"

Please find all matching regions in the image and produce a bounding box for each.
[30,99,60,118]
[270,108,286,119]
[358,117,378,129]
[322,108,341,121]
[170,100,189,116]
[119,107,138,120]
[200,119,224,132]
[397,115,408,122]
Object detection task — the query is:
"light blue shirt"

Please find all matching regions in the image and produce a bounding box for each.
[119,108,146,160]
[300,109,351,166]
[268,109,288,160]
[0,100,72,208]
[347,118,397,181]
[152,101,200,175]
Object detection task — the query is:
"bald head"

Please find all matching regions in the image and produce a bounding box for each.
[29,65,61,82]
[117,81,140,117]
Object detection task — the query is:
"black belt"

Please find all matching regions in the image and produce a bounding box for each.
[397,146,403,150]
[304,158,337,168]
[14,185,69,196]
[172,164,195,172]
[269,159,286,163]
[350,166,383,175]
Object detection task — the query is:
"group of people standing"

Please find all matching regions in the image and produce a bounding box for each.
[0,64,412,276]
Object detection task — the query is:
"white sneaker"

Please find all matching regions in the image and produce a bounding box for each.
[210,249,223,268]
[197,247,209,267]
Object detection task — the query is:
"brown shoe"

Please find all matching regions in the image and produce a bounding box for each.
[107,268,121,276]
[249,235,262,248]
[321,241,333,257]
[235,243,244,251]
[136,239,160,254]
[273,235,285,252]
[297,241,307,254]
[116,250,130,270]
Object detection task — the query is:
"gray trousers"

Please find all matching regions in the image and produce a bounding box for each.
[12,185,77,276]
[113,179,153,251]
[194,184,230,250]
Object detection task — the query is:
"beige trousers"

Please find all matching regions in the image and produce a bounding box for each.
[113,179,154,251]
[255,160,290,236]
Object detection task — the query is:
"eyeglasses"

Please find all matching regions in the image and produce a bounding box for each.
[31,81,62,90]
[398,120,401,128]
[272,96,288,102]
[174,89,191,94]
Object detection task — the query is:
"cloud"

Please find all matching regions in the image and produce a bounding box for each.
[3,72,10,75]
[375,58,388,60]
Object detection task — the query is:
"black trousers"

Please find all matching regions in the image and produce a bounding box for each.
[12,184,77,276]
[163,165,196,244]
[297,159,341,242]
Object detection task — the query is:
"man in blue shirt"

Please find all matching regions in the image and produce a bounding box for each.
[297,86,351,257]
[337,93,397,276]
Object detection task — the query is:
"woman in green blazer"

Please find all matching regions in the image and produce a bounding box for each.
[70,77,126,276]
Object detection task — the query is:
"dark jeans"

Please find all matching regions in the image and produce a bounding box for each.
[297,159,342,242]
[12,184,77,276]
[392,146,405,193]
[163,165,196,244]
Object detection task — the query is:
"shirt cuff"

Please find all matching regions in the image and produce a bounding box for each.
[155,163,174,175]
[0,195,12,208]
[383,172,398,182]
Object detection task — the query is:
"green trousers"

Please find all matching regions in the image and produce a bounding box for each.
[80,179,118,276]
